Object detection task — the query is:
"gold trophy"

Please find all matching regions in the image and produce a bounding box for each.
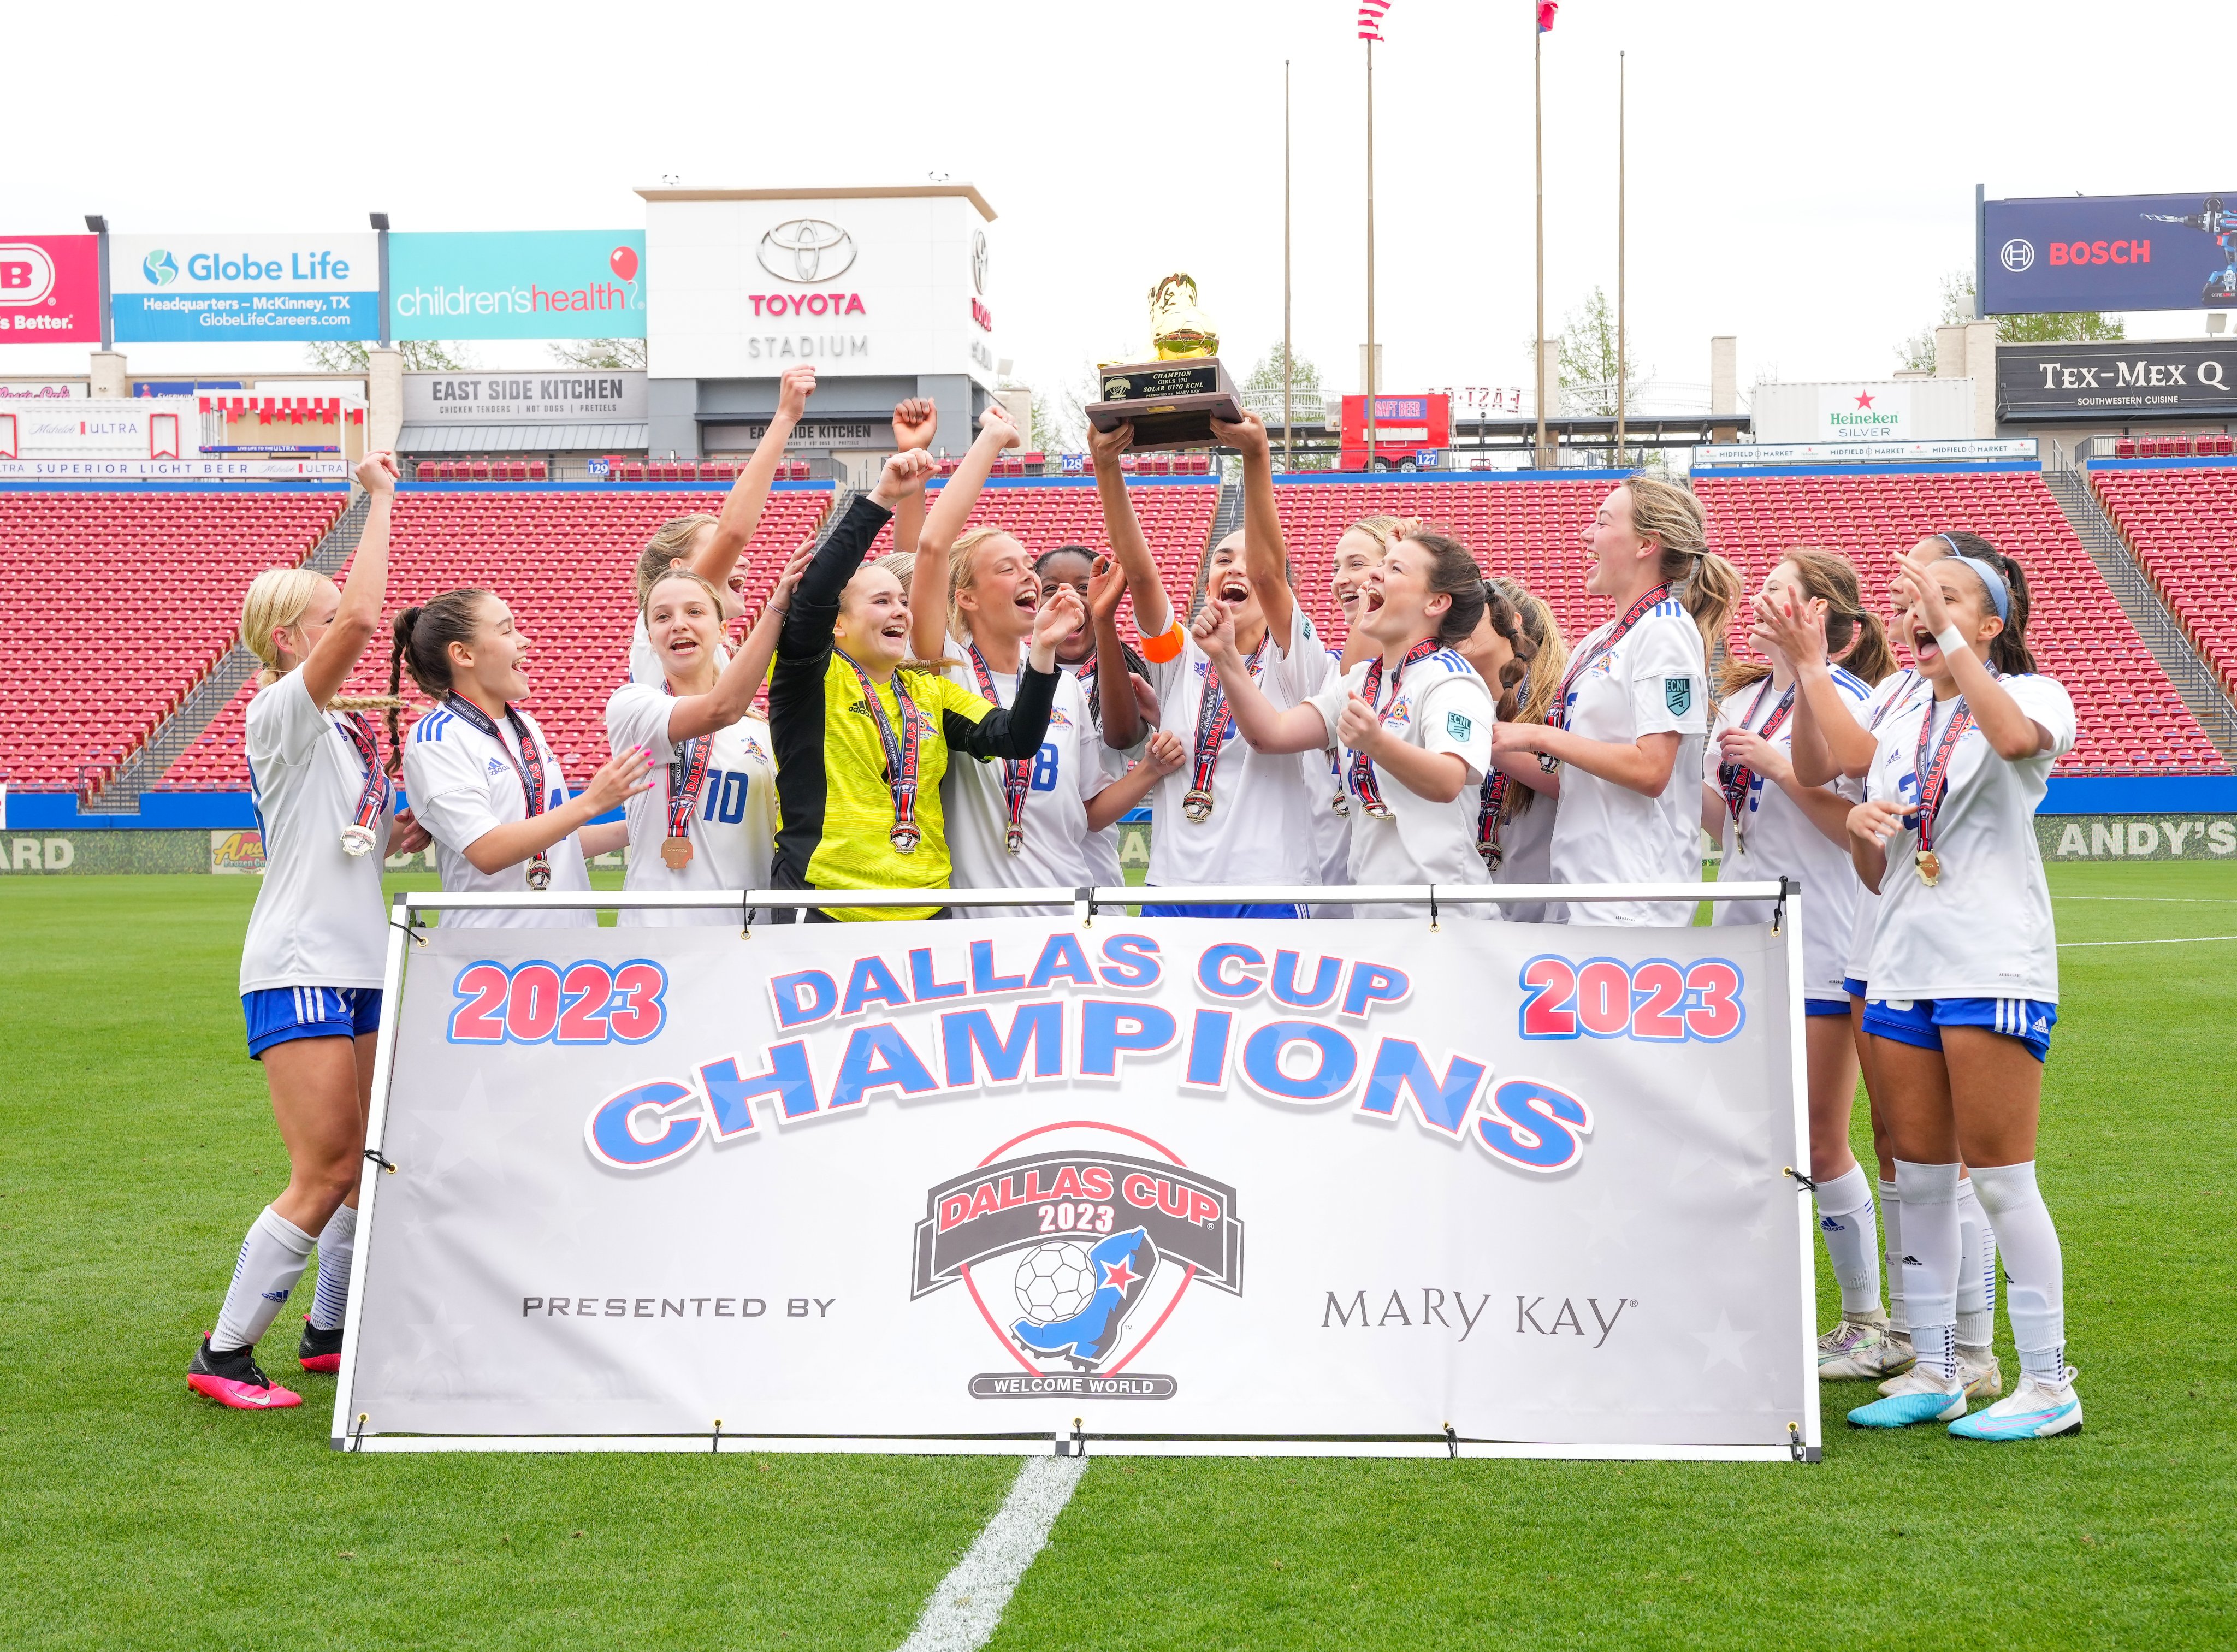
[1085,274,1243,451]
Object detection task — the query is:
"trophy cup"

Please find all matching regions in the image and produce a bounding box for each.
[1084,274,1244,451]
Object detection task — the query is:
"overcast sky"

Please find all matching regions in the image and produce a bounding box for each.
[9,1,2230,408]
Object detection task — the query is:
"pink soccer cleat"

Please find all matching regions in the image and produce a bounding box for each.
[186,1334,303,1410]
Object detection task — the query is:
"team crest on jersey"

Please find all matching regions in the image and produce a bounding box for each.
[912,1121,1244,1401]
[743,737,770,765]
[1381,700,1412,729]
[1664,677,1693,715]
[1046,708,1074,730]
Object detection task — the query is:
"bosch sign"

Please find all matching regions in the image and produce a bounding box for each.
[1982,191,2237,313]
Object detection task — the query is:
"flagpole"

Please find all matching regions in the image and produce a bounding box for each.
[1285,57,1294,470]
[1534,13,1548,468]
[1615,49,1626,469]
[1365,35,1378,466]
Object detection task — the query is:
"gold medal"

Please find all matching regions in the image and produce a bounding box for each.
[1915,849,1941,888]
[1182,788,1215,823]
[661,836,693,871]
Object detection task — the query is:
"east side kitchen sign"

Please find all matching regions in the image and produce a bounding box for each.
[402,372,648,424]
[1999,340,2237,419]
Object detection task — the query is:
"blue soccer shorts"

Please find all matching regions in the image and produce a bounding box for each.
[1862,994,2057,1064]
[243,986,383,1059]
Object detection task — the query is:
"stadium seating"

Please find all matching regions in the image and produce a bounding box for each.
[0,488,344,790]
[155,486,836,790]
[1275,469,2226,777]
[2088,463,2237,697]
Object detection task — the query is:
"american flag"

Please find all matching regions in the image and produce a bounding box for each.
[1358,0,1389,42]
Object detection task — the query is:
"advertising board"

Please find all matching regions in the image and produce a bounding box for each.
[389,232,646,341]
[1982,192,2237,313]
[401,371,648,425]
[111,234,380,342]
[1747,380,1975,445]
[1997,339,2237,419]
[0,234,102,344]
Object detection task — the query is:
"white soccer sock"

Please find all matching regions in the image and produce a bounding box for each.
[309,1203,357,1333]
[1879,1176,1907,1336]
[1813,1164,1882,1316]
[211,1205,316,1353]
[1969,1161,2066,1382]
[1893,1159,1961,1383]
[1956,1175,1997,1354]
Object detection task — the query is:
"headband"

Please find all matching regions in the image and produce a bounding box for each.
[1935,537,2011,624]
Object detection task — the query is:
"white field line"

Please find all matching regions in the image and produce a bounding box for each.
[2058,934,2237,948]
[2052,896,2237,903]
[897,1455,1087,1652]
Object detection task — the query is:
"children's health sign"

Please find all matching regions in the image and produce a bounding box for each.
[111,234,380,342]
[388,231,646,340]
[339,907,1818,1459]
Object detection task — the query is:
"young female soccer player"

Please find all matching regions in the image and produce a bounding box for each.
[627,365,820,685]
[192,452,429,1409]
[1494,477,1742,925]
[1473,581,1567,921]
[1702,550,1897,1366]
[1093,410,1338,915]
[394,592,652,926]
[768,448,1076,921]
[1774,536,2002,1395]
[1194,528,1499,915]
[909,413,1185,915]
[1309,513,1404,906]
[1033,543,1159,750]
[1329,514,1402,668]
[1842,540,2081,1440]
[604,547,812,924]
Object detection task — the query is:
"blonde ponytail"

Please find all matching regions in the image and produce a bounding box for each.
[1623,474,1740,692]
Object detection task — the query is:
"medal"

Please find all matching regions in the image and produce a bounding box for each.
[1915,849,1941,887]
[1347,638,1443,822]
[967,642,1031,857]
[333,711,391,859]
[1331,790,1351,818]
[661,836,694,870]
[1719,679,1796,854]
[1908,685,1981,895]
[655,688,718,878]
[1477,769,1508,870]
[441,695,554,893]
[1183,632,1267,824]
[840,650,925,853]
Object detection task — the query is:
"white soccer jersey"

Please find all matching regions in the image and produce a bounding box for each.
[1305,646,1355,917]
[605,685,777,927]
[1708,667,1872,1003]
[1140,605,1338,891]
[1489,783,1560,923]
[401,700,593,929]
[1863,674,2076,1003]
[938,635,1113,918]
[238,670,394,993]
[629,613,730,687]
[1549,601,1709,926]
[1306,649,1497,916]
[1843,669,1932,986]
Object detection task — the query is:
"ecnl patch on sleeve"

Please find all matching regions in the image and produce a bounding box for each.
[1446,711,1474,740]
[1665,677,1693,715]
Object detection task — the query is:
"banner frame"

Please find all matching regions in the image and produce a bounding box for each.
[333,881,1817,1463]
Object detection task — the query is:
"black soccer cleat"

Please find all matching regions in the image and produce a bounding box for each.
[298,1317,345,1375]
[187,1334,302,1410]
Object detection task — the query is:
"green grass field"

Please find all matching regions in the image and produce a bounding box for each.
[2,864,2232,1649]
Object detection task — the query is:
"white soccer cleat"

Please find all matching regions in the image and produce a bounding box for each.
[1848,1367,1968,1429]
[1948,1367,2082,1441]
[1816,1316,1911,1381]
[1957,1349,2003,1399]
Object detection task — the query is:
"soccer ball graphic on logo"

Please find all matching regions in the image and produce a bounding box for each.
[1014,1242,1094,1325]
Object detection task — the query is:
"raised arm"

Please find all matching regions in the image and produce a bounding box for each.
[302,452,397,708]
[944,587,1081,760]
[887,397,937,558]
[1089,420,1170,638]
[1897,549,2051,760]
[779,451,931,659]
[1188,600,1327,756]
[1086,553,1145,750]
[1757,591,1879,783]
[690,365,815,591]
[668,547,811,742]
[1208,411,1295,647]
[912,405,1019,661]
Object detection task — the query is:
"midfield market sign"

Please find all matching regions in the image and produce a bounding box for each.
[1998,340,2237,419]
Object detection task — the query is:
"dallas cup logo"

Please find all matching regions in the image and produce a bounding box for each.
[911,1122,1244,1400]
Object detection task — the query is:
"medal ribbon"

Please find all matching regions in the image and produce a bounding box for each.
[968,642,1031,853]
[1554,583,1670,730]
[658,683,717,844]
[1719,679,1797,822]
[1910,694,1976,857]
[1868,668,1924,733]
[441,694,552,884]
[1476,768,1508,863]
[838,649,924,849]
[335,711,391,836]
[1347,637,1444,816]
[1186,632,1268,813]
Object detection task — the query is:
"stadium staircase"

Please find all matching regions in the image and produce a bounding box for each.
[2043,467,2237,771]
[2086,463,2237,699]
[1194,471,1246,618]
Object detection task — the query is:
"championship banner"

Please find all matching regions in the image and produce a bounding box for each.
[339,905,1816,1459]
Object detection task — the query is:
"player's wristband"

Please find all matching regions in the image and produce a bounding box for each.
[1934,624,1967,659]
[1140,623,1186,665]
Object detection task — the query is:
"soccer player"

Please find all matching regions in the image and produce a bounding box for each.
[1842,540,2081,1440]
[908,411,1186,916]
[1703,550,1901,1373]
[603,548,811,925]
[1493,477,1743,926]
[192,451,429,1409]
[626,366,820,685]
[393,591,652,926]
[1474,580,1567,921]
[1311,513,1404,910]
[1192,528,1500,917]
[1093,410,1339,915]
[1329,513,1403,668]
[767,448,1075,921]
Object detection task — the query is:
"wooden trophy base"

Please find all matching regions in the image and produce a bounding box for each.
[1085,358,1242,451]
